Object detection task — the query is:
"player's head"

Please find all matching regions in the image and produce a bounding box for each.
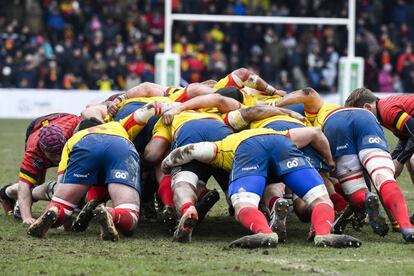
[77,117,103,131]
[38,125,67,164]
[345,88,378,113]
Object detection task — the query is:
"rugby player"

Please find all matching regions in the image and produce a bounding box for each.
[0,113,81,225]
[161,127,361,248]
[345,89,414,184]
[277,87,414,241]
[27,101,176,240]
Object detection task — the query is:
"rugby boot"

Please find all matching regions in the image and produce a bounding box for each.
[196,189,220,225]
[307,226,316,241]
[161,205,178,233]
[333,205,355,234]
[314,234,362,248]
[173,206,198,243]
[72,200,100,232]
[401,228,414,243]
[351,210,367,231]
[269,198,289,242]
[13,201,22,220]
[93,204,119,241]
[27,206,59,238]
[390,220,400,232]
[0,184,15,215]
[229,233,279,249]
[140,201,157,222]
[365,192,389,237]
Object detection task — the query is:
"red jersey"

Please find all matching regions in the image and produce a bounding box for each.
[19,114,81,186]
[377,95,414,138]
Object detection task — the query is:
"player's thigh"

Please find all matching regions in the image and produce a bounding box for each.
[108,183,140,206]
[53,183,90,205]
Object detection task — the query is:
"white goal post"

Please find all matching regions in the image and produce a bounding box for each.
[156,0,362,104]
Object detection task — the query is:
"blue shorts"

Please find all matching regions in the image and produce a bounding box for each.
[231,134,312,182]
[115,102,159,155]
[228,168,324,200]
[171,119,233,188]
[62,134,141,192]
[323,109,389,158]
[264,121,329,172]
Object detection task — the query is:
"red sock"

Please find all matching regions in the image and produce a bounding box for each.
[334,181,346,198]
[311,203,334,236]
[180,202,194,216]
[237,207,273,234]
[330,193,348,213]
[380,180,413,228]
[48,199,74,228]
[86,186,110,202]
[157,176,174,207]
[268,196,280,210]
[349,189,367,210]
[107,207,139,236]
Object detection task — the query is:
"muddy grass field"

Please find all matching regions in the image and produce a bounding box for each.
[1,119,414,275]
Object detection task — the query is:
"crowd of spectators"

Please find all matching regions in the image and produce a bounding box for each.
[0,0,414,93]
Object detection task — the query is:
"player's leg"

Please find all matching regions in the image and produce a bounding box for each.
[0,182,18,214]
[262,181,289,242]
[27,183,89,238]
[407,154,414,185]
[282,167,361,248]
[228,175,279,248]
[359,147,414,241]
[171,165,199,242]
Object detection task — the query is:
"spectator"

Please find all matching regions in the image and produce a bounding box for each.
[378,64,394,92]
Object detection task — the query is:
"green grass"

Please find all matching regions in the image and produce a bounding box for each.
[1,119,414,275]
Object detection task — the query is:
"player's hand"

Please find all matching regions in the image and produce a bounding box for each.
[393,159,404,178]
[22,217,36,226]
[107,97,122,117]
[162,107,181,125]
[274,89,287,97]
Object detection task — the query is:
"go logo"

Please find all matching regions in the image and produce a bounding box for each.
[114,171,127,179]
[368,137,381,144]
[286,159,299,169]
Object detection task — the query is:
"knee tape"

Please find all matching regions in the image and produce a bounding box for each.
[359,148,395,190]
[231,192,261,208]
[51,196,76,216]
[172,171,199,188]
[302,185,330,206]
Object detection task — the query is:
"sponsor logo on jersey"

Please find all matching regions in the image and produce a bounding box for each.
[111,170,129,180]
[336,144,349,150]
[73,173,89,178]
[280,157,306,170]
[32,158,44,170]
[362,135,386,146]
[241,165,259,171]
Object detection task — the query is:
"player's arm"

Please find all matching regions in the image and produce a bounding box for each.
[229,67,286,96]
[161,142,217,174]
[162,94,241,125]
[288,127,335,171]
[274,87,323,113]
[393,116,414,177]
[143,119,173,166]
[224,106,305,131]
[18,154,42,224]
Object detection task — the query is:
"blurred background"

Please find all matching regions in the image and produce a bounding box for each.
[0,0,413,94]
